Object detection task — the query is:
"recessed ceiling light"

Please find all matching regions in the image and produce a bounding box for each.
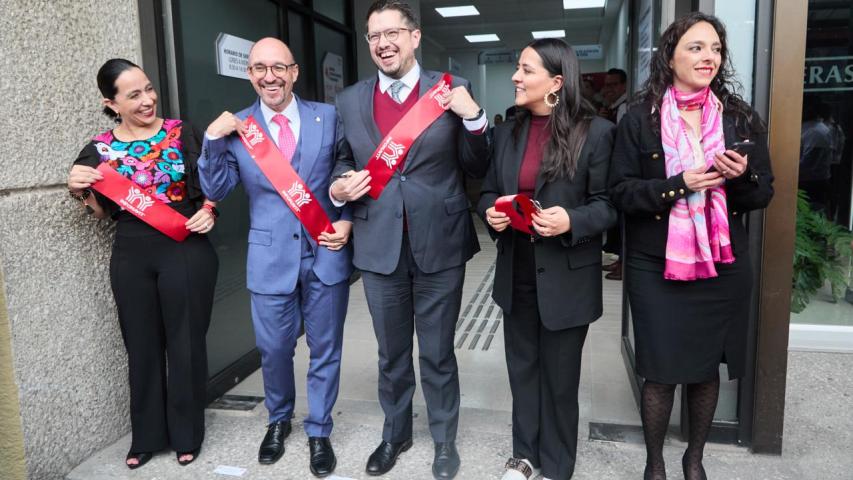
[465,34,500,43]
[436,5,480,17]
[563,0,606,9]
[532,30,566,39]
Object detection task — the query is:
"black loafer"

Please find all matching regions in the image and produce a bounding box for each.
[365,438,413,476]
[125,451,152,470]
[258,420,292,464]
[308,437,337,477]
[432,442,460,479]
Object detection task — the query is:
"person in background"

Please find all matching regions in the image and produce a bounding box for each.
[599,67,630,280]
[799,98,833,214]
[608,13,773,480]
[67,58,218,469]
[599,68,629,124]
[479,38,616,480]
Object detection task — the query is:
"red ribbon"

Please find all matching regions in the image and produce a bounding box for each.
[494,194,538,235]
[92,163,191,242]
[364,73,453,200]
[239,115,335,242]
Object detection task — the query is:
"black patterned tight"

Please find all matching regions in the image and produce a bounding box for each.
[641,372,720,480]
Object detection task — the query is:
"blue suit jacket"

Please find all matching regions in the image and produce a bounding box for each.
[198,97,353,295]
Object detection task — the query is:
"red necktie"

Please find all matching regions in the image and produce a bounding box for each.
[271,114,296,163]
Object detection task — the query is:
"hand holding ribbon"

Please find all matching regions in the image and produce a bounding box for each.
[493,194,538,234]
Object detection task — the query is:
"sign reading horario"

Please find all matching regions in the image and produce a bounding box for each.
[215,33,254,80]
[804,56,853,92]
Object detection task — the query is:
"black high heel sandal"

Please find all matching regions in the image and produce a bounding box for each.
[125,451,153,470]
[177,446,201,466]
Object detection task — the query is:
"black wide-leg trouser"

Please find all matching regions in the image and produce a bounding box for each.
[110,232,218,453]
[504,236,588,480]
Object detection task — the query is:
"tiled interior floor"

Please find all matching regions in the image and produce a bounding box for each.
[228,217,642,427]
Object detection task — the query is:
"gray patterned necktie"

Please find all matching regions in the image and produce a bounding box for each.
[389,80,405,103]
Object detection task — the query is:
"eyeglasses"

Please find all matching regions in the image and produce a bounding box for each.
[248,63,298,78]
[365,28,411,44]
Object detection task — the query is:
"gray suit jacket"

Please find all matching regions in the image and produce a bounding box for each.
[333,69,489,275]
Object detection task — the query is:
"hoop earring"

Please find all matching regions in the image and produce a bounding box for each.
[544,91,560,108]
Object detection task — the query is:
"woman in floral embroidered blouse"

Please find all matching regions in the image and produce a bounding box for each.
[67,59,219,469]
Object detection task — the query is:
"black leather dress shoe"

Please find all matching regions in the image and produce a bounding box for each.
[308,437,336,477]
[365,438,413,476]
[432,442,460,479]
[258,420,291,464]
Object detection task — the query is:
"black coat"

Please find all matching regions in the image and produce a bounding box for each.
[608,102,774,258]
[477,116,617,330]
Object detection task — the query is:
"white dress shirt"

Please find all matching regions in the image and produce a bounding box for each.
[204,95,301,145]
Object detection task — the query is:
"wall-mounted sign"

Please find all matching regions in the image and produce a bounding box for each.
[322,52,345,104]
[215,33,253,80]
[478,50,517,65]
[804,56,853,92]
[573,44,603,60]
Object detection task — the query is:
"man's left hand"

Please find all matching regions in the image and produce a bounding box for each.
[319,220,352,251]
[440,86,481,120]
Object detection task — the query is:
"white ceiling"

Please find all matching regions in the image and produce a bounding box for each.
[419,0,625,53]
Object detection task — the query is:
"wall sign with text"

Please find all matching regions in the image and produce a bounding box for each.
[215,33,254,80]
[804,56,853,92]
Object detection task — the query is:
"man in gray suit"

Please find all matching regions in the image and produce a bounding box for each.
[330,1,488,478]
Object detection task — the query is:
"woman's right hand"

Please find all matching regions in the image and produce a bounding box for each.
[682,166,724,193]
[67,165,103,193]
[485,206,510,232]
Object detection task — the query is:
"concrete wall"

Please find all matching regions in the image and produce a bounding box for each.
[0,0,141,478]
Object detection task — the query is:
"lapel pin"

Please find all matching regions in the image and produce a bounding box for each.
[315,116,321,122]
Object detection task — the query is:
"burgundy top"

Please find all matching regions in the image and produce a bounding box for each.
[373,80,420,231]
[374,80,421,137]
[518,115,550,198]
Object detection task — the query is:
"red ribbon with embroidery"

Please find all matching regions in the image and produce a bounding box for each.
[239,115,335,242]
[364,72,453,200]
[92,163,191,242]
[494,194,538,235]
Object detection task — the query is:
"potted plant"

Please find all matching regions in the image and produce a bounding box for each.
[791,190,853,313]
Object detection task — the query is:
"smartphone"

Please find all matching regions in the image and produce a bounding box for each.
[728,140,756,157]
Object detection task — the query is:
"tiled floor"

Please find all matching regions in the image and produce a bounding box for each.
[228,218,642,427]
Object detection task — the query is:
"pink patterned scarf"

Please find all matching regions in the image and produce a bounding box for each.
[660,86,734,280]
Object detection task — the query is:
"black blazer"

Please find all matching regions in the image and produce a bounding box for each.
[477,116,617,330]
[608,102,774,258]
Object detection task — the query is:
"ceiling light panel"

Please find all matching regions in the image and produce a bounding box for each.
[465,34,500,43]
[532,30,567,39]
[563,0,606,9]
[436,5,480,17]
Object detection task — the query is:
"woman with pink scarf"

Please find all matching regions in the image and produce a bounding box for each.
[609,13,773,480]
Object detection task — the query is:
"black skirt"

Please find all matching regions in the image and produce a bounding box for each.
[625,250,753,384]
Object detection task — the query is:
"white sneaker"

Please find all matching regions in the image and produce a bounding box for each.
[502,458,541,480]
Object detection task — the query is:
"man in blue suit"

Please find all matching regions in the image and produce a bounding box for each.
[198,37,352,478]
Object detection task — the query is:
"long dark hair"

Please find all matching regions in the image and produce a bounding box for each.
[514,38,596,181]
[96,58,140,120]
[640,12,762,135]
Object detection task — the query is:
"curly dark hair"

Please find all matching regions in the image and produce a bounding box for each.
[639,12,763,136]
[513,38,597,181]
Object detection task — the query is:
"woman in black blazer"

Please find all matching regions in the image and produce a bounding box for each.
[608,14,773,480]
[478,38,616,480]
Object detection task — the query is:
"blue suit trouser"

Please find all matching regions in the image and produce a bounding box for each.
[250,255,348,437]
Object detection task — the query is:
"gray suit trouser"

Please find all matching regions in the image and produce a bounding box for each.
[360,233,464,444]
